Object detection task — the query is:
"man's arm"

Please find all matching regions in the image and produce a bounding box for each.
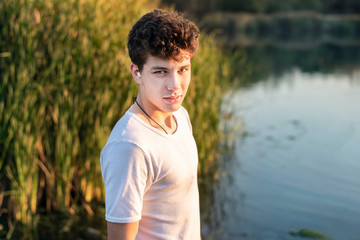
[107,221,139,240]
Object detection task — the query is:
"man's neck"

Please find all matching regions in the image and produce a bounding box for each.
[130,100,177,134]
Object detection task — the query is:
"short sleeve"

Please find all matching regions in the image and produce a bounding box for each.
[100,141,151,223]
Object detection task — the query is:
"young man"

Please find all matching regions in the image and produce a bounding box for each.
[100,9,201,239]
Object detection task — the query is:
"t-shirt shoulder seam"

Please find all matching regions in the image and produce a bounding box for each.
[104,140,144,154]
[103,140,151,165]
[103,140,156,182]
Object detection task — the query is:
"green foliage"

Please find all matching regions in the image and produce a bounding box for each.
[202,12,360,46]
[0,0,154,232]
[228,44,360,89]
[183,34,232,177]
[290,228,332,240]
[0,0,232,236]
[162,0,360,15]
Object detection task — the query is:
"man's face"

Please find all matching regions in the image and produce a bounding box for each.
[135,53,192,116]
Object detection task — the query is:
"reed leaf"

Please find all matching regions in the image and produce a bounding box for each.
[0,0,233,236]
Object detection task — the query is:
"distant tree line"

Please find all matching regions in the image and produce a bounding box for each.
[162,0,360,17]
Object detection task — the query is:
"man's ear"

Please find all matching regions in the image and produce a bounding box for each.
[130,63,142,84]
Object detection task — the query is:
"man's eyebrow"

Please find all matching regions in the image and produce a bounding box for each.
[150,64,191,70]
[180,64,191,68]
[150,66,168,70]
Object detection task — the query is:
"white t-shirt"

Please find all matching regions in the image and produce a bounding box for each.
[100,106,201,240]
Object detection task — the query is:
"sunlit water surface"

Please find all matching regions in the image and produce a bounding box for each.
[214,68,360,240]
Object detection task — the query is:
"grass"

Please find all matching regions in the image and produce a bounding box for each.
[201,12,360,47]
[0,0,233,238]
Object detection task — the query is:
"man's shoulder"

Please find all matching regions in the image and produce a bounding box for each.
[104,110,163,151]
[106,111,144,142]
[104,106,192,149]
[101,112,148,161]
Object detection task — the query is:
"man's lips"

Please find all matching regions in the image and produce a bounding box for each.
[163,95,182,102]
[164,95,181,99]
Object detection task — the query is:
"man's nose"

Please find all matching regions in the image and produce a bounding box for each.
[167,72,181,90]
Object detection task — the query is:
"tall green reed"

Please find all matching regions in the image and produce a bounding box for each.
[0,0,156,228]
[184,34,232,177]
[0,0,233,236]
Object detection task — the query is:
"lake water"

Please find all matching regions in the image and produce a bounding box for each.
[207,66,360,240]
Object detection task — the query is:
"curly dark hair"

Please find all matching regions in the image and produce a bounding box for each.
[127,9,200,71]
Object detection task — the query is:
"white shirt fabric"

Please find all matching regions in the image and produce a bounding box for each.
[100,106,201,240]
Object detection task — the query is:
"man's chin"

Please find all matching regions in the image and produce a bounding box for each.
[164,104,181,113]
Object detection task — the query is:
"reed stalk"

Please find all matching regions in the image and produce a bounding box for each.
[0,0,233,237]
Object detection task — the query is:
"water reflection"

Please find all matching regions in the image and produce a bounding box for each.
[210,68,360,240]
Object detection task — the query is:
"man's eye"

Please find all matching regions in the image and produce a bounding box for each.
[154,70,166,74]
[179,68,188,73]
